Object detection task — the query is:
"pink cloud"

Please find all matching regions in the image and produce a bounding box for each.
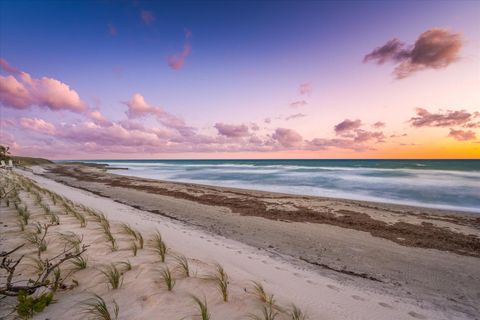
[0,59,86,112]
[272,128,303,148]
[214,123,250,138]
[124,93,189,134]
[125,93,161,118]
[289,100,308,108]
[364,28,463,79]
[88,110,111,126]
[299,83,312,95]
[353,129,385,143]
[167,30,192,70]
[285,113,306,121]
[334,119,362,135]
[372,121,385,129]
[448,128,476,141]
[0,75,31,108]
[409,108,475,127]
[19,117,56,135]
[0,58,19,74]
[141,10,155,25]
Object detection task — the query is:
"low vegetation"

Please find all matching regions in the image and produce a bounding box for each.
[0,170,310,320]
[81,294,119,320]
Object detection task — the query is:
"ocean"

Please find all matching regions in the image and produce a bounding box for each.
[70,159,480,213]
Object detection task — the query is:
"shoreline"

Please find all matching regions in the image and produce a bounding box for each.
[0,169,462,320]
[28,163,480,318]
[59,161,480,216]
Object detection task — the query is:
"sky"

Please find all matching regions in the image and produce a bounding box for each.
[0,0,479,159]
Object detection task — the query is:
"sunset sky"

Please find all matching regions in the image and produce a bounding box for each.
[1,0,479,159]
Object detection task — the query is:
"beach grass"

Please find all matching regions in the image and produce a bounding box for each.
[248,304,279,320]
[160,267,175,291]
[81,294,119,320]
[70,255,88,271]
[152,231,167,262]
[100,264,123,290]
[288,304,308,320]
[208,263,229,302]
[173,254,190,278]
[191,295,210,320]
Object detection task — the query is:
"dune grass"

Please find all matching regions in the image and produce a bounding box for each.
[191,295,210,320]
[130,240,138,256]
[251,281,272,304]
[288,304,308,320]
[117,260,132,272]
[99,218,117,251]
[100,264,123,290]
[70,255,88,271]
[81,294,119,320]
[58,232,83,253]
[24,230,47,253]
[173,254,190,278]
[208,263,229,302]
[33,222,42,234]
[120,223,138,239]
[160,267,175,291]
[17,204,30,225]
[73,210,87,227]
[137,231,144,249]
[48,212,60,225]
[248,304,279,320]
[152,231,167,262]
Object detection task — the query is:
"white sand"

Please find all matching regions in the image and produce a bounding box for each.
[4,169,462,320]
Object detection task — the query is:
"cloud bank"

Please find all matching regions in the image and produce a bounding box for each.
[364,28,462,78]
[0,59,86,112]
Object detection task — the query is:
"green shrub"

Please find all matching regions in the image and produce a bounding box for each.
[16,290,54,319]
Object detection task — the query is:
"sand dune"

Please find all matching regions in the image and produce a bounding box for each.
[0,169,474,319]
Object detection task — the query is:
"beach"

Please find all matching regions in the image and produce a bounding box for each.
[1,163,477,319]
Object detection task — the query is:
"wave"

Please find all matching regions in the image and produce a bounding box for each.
[72,160,480,213]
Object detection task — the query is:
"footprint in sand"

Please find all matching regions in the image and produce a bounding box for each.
[351,295,365,301]
[378,302,393,309]
[327,284,340,291]
[408,311,427,319]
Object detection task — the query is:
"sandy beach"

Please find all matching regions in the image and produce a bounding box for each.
[1,163,478,319]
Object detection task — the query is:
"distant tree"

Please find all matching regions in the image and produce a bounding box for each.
[0,145,11,161]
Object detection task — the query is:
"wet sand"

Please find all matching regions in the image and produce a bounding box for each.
[39,163,480,318]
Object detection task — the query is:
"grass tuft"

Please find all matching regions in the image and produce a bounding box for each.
[152,231,167,262]
[248,304,279,320]
[58,232,83,253]
[81,294,119,320]
[173,254,190,278]
[100,264,123,290]
[120,223,138,239]
[288,304,308,320]
[117,260,132,272]
[251,281,270,304]
[130,240,138,256]
[191,295,210,320]
[160,267,175,291]
[70,255,88,271]
[99,218,117,251]
[208,263,229,302]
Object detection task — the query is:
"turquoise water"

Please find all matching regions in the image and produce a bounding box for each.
[68,159,480,213]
